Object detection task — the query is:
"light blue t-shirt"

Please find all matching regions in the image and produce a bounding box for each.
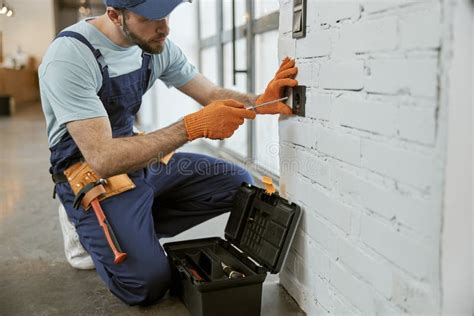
[39,18,198,147]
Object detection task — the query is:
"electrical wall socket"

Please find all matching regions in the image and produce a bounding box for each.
[286,85,306,117]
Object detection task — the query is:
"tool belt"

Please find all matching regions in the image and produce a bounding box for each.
[52,161,136,211]
[51,131,175,208]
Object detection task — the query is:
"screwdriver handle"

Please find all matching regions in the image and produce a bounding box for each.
[90,199,127,264]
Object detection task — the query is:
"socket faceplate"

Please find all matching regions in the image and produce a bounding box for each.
[287,85,306,117]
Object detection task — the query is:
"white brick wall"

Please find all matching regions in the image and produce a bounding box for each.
[277,0,452,314]
[320,60,365,90]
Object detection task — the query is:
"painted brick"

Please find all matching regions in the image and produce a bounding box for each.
[301,182,352,232]
[315,125,361,166]
[291,253,333,310]
[336,237,394,298]
[360,214,436,278]
[312,62,321,88]
[331,165,439,237]
[339,17,398,53]
[298,150,331,188]
[314,2,362,25]
[332,295,363,316]
[280,146,331,189]
[289,243,335,311]
[279,270,310,312]
[306,92,333,121]
[329,261,381,314]
[366,59,438,98]
[292,253,314,288]
[279,164,309,203]
[362,1,403,14]
[279,145,299,184]
[331,28,356,60]
[304,0,318,29]
[296,30,331,58]
[295,62,312,87]
[392,274,440,314]
[310,274,333,312]
[350,208,362,237]
[400,4,441,50]
[398,105,436,144]
[279,270,331,316]
[320,60,365,91]
[277,0,447,314]
[291,231,333,278]
[360,139,436,189]
[301,210,338,254]
[334,95,398,136]
[279,118,316,148]
[278,0,293,34]
[278,35,296,60]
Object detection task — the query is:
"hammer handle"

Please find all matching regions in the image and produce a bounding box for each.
[90,199,127,264]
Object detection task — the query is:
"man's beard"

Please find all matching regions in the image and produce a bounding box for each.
[122,18,165,54]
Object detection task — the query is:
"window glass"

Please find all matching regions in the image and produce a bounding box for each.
[201,47,220,148]
[201,47,219,84]
[255,30,280,174]
[223,0,247,32]
[254,0,280,19]
[199,0,217,39]
[197,0,282,173]
[222,39,248,158]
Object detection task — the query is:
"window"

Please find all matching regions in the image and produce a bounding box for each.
[197,0,281,178]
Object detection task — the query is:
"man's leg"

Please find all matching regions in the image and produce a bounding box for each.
[56,175,171,306]
[54,153,253,305]
[145,152,253,237]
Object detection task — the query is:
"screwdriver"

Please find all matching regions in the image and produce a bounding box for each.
[246,96,289,111]
[221,261,246,278]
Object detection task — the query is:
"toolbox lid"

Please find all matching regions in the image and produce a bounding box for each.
[224,183,302,274]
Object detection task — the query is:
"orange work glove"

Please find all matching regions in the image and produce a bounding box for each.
[255,57,299,115]
[184,99,256,141]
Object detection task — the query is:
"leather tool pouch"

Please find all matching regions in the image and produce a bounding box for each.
[64,162,136,211]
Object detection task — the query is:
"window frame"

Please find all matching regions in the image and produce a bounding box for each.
[197,0,280,181]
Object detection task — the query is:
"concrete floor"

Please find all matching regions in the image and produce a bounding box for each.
[0,104,304,316]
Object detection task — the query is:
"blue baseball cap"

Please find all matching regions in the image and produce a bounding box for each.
[104,0,191,20]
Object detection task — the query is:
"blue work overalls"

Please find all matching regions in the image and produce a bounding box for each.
[49,31,253,306]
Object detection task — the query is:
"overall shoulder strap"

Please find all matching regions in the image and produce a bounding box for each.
[141,52,153,88]
[56,31,107,70]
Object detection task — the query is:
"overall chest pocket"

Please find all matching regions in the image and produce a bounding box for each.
[106,91,142,115]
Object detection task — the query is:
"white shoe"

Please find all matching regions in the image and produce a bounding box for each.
[58,203,95,270]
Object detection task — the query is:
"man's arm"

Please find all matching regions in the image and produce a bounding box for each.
[67,99,256,179]
[67,117,188,178]
[178,57,298,115]
[178,73,258,106]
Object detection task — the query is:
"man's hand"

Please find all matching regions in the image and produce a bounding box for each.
[183,99,256,140]
[255,57,298,115]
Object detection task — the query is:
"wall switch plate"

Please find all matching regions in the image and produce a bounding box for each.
[287,85,306,117]
[292,0,307,39]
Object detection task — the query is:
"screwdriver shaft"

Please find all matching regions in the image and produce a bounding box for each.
[247,96,289,110]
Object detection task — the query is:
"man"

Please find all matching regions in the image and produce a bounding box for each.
[39,0,298,306]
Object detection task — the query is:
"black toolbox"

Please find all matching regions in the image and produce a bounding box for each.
[163,182,302,316]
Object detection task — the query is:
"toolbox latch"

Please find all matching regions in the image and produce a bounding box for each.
[261,176,276,195]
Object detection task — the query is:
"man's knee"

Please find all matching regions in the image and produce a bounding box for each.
[222,163,253,187]
[110,254,172,306]
[231,167,254,189]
